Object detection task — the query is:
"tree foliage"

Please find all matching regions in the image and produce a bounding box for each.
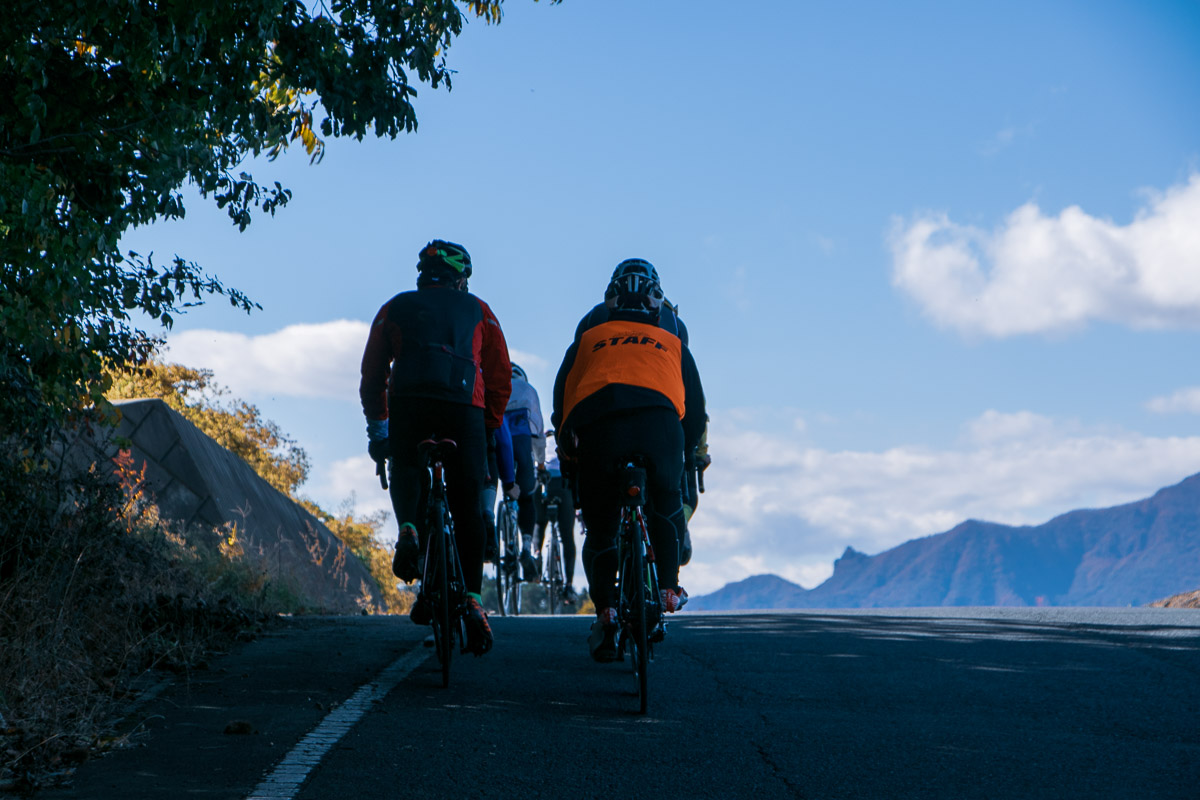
[107,360,310,496]
[0,0,556,445]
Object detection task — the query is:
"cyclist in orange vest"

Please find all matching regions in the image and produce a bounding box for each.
[576,263,705,566]
[552,258,706,663]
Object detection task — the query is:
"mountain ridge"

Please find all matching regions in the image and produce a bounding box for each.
[690,472,1200,610]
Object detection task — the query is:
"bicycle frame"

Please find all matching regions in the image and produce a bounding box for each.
[541,494,567,614]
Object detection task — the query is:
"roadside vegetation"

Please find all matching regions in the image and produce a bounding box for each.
[1,359,408,792]
[1,446,272,793]
[2,2,562,791]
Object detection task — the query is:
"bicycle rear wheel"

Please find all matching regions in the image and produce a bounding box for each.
[547,523,564,615]
[429,501,453,688]
[632,536,648,714]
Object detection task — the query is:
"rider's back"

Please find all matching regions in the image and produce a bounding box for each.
[361,284,508,425]
[384,287,482,402]
[574,300,689,346]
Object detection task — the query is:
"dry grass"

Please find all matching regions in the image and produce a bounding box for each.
[0,451,292,794]
[1149,588,1200,608]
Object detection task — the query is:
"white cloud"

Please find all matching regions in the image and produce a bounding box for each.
[167,321,547,403]
[683,410,1200,595]
[890,174,1200,337]
[1147,387,1200,415]
[312,454,396,520]
[507,348,547,374]
[963,410,1057,445]
[168,320,369,401]
[979,122,1035,156]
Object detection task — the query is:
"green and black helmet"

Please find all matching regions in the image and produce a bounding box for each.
[605,258,664,311]
[417,240,472,279]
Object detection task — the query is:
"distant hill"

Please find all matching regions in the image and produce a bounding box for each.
[690,472,1200,610]
[688,573,809,611]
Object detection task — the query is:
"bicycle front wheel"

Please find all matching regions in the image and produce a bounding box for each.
[499,506,521,616]
[494,540,507,618]
[547,523,563,615]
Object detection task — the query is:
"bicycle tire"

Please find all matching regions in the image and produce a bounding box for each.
[499,503,521,616]
[507,573,522,617]
[431,499,453,688]
[495,531,507,618]
[546,521,560,614]
[632,530,649,714]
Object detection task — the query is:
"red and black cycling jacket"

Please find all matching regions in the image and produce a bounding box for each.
[359,286,512,429]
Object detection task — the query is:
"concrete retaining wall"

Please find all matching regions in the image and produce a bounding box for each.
[78,399,382,614]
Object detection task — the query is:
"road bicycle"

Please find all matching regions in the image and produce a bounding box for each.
[614,458,663,715]
[416,438,467,688]
[539,485,569,615]
[495,496,521,616]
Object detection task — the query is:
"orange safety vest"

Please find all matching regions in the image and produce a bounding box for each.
[561,320,685,424]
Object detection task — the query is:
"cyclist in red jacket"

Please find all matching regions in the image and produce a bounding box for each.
[552,258,707,662]
[360,240,511,656]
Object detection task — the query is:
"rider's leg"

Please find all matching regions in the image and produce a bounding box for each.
[480,480,498,561]
[580,508,619,618]
[575,422,623,611]
[639,408,686,604]
[386,400,431,530]
[443,405,488,596]
[511,432,538,564]
[556,479,578,585]
[387,399,433,580]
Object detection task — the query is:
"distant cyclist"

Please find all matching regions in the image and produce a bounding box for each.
[552,258,707,662]
[482,415,519,563]
[534,451,578,603]
[360,239,511,656]
[505,363,546,582]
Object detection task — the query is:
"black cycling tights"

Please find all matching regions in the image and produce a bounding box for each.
[576,406,684,611]
[387,398,487,595]
[511,431,538,542]
[536,476,577,584]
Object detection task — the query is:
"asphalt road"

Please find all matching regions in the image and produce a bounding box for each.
[37,608,1200,800]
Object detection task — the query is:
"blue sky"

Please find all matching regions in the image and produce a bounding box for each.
[121,1,1200,595]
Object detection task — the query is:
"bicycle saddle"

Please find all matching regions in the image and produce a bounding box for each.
[417,438,458,463]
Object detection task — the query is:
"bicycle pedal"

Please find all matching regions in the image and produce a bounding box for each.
[423,634,435,648]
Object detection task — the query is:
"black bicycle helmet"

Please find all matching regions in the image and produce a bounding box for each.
[417,239,472,279]
[604,258,664,311]
[511,363,527,382]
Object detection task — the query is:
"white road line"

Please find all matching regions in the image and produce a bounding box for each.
[243,647,428,800]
